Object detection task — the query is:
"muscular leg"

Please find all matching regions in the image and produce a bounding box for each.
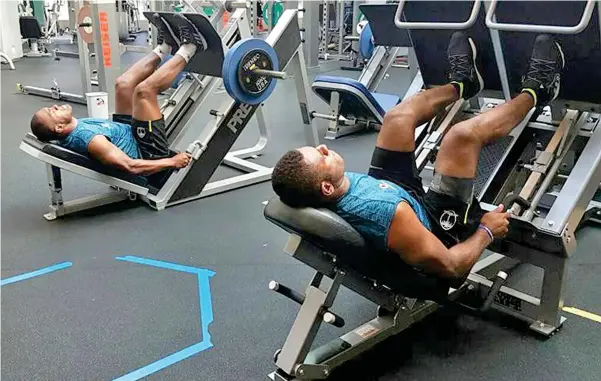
[376,84,459,152]
[114,53,162,115]
[435,33,565,180]
[435,93,534,179]
[133,53,189,121]
[115,13,180,115]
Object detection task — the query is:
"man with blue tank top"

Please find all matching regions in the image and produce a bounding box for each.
[29,14,207,177]
[271,33,565,281]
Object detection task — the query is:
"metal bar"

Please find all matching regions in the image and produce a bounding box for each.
[415,100,464,170]
[523,131,579,221]
[18,85,87,105]
[484,1,511,101]
[228,106,270,158]
[0,52,15,70]
[275,284,337,375]
[510,110,578,216]
[288,43,320,146]
[91,1,121,114]
[394,0,481,30]
[337,0,344,56]
[485,0,595,34]
[253,68,287,79]
[544,115,601,235]
[538,256,568,328]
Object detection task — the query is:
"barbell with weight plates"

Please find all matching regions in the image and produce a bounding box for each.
[222,38,287,105]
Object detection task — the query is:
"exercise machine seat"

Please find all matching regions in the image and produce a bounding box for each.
[264,197,452,300]
[21,133,154,190]
[312,75,400,123]
[19,16,43,39]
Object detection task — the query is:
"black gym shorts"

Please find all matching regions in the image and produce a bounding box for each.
[368,147,485,248]
[113,114,170,159]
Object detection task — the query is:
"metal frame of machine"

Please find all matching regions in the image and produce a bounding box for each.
[20,7,319,220]
[266,1,601,380]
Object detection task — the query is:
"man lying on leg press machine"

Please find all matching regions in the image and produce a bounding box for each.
[272,32,564,281]
[28,14,207,176]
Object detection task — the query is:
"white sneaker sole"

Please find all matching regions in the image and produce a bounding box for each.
[551,41,565,102]
[468,37,484,96]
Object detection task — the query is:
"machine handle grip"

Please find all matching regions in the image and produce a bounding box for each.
[323,311,345,328]
[394,0,481,30]
[485,0,596,34]
[269,281,305,305]
[481,271,508,312]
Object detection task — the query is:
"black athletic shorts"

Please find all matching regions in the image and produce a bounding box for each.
[113,114,170,160]
[368,147,485,248]
[113,114,172,187]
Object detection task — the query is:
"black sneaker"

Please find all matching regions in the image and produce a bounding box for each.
[152,13,179,54]
[174,14,207,51]
[447,32,484,100]
[521,35,565,107]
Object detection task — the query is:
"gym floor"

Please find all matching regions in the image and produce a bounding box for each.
[2,44,601,381]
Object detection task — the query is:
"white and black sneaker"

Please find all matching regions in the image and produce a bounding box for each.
[174,14,207,52]
[447,32,484,100]
[521,34,565,107]
[152,13,179,53]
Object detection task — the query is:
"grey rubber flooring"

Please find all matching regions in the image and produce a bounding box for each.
[2,48,600,381]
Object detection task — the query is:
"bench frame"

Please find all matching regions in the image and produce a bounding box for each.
[20,8,320,220]
[268,100,601,379]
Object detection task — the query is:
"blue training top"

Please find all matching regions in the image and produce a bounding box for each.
[60,118,141,159]
[334,172,432,250]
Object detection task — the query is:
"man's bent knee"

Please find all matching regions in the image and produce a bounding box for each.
[115,76,134,97]
[443,122,482,147]
[133,81,157,100]
[383,104,418,128]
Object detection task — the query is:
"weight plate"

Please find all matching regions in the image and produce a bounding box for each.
[262,1,284,28]
[359,23,374,59]
[237,49,273,95]
[222,38,279,105]
[77,5,94,44]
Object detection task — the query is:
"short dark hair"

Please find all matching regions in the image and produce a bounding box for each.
[272,150,326,207]
[30,112,61,141]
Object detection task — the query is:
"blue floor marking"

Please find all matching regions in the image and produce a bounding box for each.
[0,261,72,286]
[113,255,215,381]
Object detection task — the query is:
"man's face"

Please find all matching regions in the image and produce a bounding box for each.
[297,144,346,197]
[36,104,73,134]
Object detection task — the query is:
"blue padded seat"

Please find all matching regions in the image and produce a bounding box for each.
[312,75,400,123]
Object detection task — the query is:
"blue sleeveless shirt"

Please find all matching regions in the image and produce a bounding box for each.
[333,172,432,249]
[60,118,140,159]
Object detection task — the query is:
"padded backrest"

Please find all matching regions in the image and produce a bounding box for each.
[22,133,153,190]
[402,1,502,90]
[494,1,601,104]
[264,197,366,254]
[264,198,452,299]
[312,75,388,120]
[19,16,43,39]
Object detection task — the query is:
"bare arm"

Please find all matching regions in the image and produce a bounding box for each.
[87,135,189,175]
[387,202,490,279]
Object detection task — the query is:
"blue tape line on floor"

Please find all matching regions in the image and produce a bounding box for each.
[0,261,72,286]
[116,255,215,276]
[112,341,213,381]
[113,255,215,381]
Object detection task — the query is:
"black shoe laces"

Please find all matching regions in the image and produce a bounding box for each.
[178,25,192,42]
[449,54,472,79]
[526,58,556,86]
[155,27,165,43]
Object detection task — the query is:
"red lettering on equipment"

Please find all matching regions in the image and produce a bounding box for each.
[99,11,111,68]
